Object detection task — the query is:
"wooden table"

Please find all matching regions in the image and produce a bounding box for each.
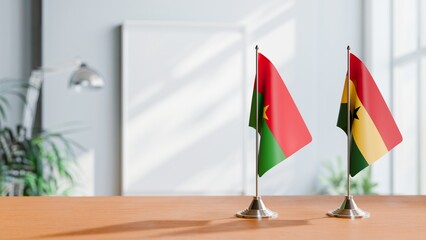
[1,196,425,239]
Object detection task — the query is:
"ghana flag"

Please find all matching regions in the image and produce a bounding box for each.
[337,53,403,177]
[249,53,312,177]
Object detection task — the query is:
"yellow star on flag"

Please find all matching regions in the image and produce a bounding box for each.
[263,105,269,120]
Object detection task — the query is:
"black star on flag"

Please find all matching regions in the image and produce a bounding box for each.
[352,106,360,120]
[349,106,361,127]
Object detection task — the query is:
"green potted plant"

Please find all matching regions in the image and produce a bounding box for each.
[319,156,378,195]
[0,79,80,196]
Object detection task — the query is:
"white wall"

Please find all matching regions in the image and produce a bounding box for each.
[42,0,363,195]
[0,0,32,127]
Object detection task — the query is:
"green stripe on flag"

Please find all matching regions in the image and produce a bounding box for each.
[249,90,264,132]
[337,103,348,133]
[350,137,369,177]
[258,120,287,176]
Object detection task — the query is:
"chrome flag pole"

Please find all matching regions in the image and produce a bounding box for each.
[236,45,277,219]
[327,46,369,219]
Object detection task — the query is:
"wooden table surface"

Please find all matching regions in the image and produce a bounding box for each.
[1,195,426,239]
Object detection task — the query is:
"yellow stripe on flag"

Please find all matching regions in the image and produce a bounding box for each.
[340,76,350,104]
[349,80,388,164]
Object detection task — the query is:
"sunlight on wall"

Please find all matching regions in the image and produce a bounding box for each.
[173,31,244,79]
[241,0,293,30]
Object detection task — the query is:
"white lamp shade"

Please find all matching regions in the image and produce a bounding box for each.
[69,63,104,90]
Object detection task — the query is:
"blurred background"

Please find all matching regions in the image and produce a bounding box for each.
[0,0,424,196]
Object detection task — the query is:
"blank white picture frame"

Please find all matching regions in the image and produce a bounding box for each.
[121,21,248,195]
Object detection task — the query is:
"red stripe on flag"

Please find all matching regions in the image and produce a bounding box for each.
[349,53,402,150]
[257,53,312,157]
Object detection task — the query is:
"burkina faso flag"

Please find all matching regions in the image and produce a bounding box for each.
[249,53,312,177]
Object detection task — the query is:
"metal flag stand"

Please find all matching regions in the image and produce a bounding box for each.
[327,46,370,219]
[236,45,278,219]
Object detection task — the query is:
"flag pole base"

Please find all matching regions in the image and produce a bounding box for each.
[327,195,370,219]
[236,196,278,219]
